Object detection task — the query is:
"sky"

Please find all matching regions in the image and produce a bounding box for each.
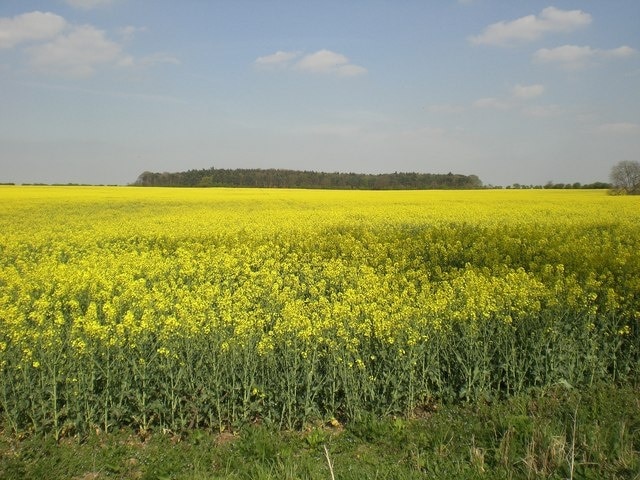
[1,0,639,186]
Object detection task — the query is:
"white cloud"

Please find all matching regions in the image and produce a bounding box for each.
[64,0,117,9]
[470,7,591,46]
[0,11,178,78]
[0,11,66,49]
[295,50,349,73]
[511,83,544,99]
[254,50,299,68]
[534,44,637,69]
[596,122,640,134]
[26,24,125,77]
[255,49,366,77]
[295,49,367,76]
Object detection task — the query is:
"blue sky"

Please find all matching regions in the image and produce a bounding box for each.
[1,0,638,186]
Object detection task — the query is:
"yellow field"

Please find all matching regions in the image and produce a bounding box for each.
[1,186,637,236]
[0,186,638,435]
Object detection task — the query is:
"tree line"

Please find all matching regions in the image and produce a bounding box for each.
[133,168,484,190]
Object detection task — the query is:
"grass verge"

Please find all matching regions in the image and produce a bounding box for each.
[1,383,638,479]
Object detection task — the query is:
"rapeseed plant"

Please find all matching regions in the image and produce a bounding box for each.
[0,186,638,435]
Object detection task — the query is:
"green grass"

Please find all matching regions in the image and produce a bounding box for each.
[1,383,638,479]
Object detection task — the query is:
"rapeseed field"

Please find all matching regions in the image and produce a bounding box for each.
[0,186,638,437]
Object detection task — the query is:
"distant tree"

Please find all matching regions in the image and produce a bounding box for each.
[609,160,640,194]
[198,176,213,187]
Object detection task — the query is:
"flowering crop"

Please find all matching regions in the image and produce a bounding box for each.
[0,186,638,436]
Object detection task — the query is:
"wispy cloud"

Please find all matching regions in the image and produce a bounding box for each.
[399,126,446,138]
[534,44,636,69]
[255,49,367,77]
[426,104,465,114]
[596,122,640,134]
[64,0,118,10]
[473,97,512,110]
[136,52,180,68]
[474,83,552,116]
[0,10,178,78]
[521,104,564,118]
[297,123,363,137]
[474,84,545,109]
[27,80,185,104]
[117,25,147,42]
[470,7,591,46]
[511,83,544,99]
